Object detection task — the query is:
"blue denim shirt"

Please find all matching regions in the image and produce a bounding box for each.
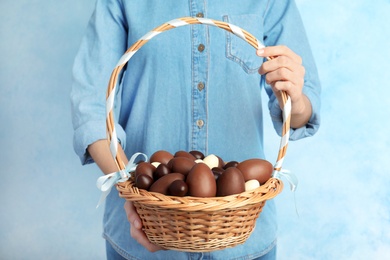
[71,0,320,259]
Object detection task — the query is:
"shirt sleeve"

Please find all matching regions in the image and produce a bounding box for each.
[262,0,321,140]
[70,0,128,164]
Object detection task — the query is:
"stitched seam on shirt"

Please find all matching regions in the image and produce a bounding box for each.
[223,15,259,74]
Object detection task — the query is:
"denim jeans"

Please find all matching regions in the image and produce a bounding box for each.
[106,240,277,260]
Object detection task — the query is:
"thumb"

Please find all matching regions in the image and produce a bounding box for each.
[124,201,142,229]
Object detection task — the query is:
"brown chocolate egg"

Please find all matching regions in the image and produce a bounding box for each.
[149,173,185,195]
[135,162,156,179]
[211,167,224,180]
[169,157,196,176]
[174,150,196,160]
[135,173,154,190]
[217,167,245,196]
[186,163,216,197]
[223,161,239,169]
[168,179,188,197]
[150,150,174,165]
[237,158,273,184]
[189,150,205,160]
[153,163,171,180]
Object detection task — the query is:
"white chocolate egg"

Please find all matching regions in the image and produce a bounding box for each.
[245,179,260,191]
[151,162,161,168]
[203,154,219,169]
[195,159,204,164]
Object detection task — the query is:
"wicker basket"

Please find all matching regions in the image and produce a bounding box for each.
[117,177,282,252]
[106,17,292,252]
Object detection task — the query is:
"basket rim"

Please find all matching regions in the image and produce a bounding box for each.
[117,177,283,212]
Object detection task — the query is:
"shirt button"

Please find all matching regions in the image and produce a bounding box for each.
[196,119,204,128]
[197,82,205,91]
[198,44,205,52]
[196,12,204,18]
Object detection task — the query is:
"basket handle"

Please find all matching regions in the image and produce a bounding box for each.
[105,17,291,175]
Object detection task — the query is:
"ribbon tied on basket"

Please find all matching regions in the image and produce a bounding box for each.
[96,152,148,208]
[272,168,298,192]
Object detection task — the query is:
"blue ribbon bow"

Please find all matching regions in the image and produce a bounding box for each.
[95,152,148,208]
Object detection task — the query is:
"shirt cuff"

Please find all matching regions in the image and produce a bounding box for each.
[73,120,127,165]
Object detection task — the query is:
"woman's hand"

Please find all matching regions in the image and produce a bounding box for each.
[124,201,163,252]
[257,46,312,128]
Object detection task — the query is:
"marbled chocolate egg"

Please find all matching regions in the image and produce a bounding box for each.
[186,163,216,197]
[237,159,273,184]
[149,173,185,195]
[150,150,174,165]
[216,155,225,168]
[217,167,245,196]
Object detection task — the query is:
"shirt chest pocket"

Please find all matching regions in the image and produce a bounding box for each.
[223,14,264,74]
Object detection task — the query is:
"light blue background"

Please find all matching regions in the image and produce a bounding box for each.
[1,1,389,259]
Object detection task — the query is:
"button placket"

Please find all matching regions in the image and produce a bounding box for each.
[190,1,208,153]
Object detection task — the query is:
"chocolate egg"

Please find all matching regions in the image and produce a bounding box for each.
[150,150,174,165]
[135,162,156,179]
[217,167,245,196]
[216,156,225,168]
[149,173,185,195]
[135,173,154,190]
[174,150,196,160]
[245,179,260,191]
[151,162,161,168]
[211,167,224,180]
[153,163,171,180]
[169,157,196,176]
[203,154,221,169]
[186,163,216,197]
[223,161,239,169]
[168,179,188,197]
[237,159,273,184]
[189,150,205,160]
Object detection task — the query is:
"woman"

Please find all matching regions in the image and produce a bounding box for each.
[71,0,321,259]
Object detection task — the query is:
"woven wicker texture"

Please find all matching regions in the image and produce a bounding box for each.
[117,177,283,252]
